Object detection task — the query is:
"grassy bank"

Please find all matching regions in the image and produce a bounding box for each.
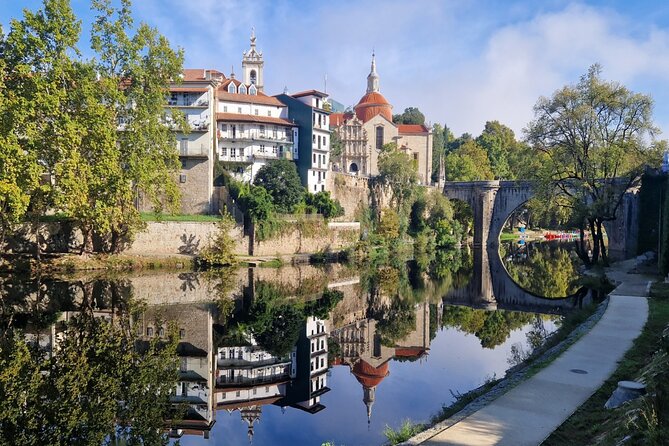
[543,286,669,445]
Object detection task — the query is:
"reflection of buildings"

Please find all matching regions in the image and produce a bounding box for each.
[138,304,216,439]
[214,316,330,440]
[330,302,431,424]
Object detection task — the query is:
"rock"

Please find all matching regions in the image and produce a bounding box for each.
[605,381,646,409]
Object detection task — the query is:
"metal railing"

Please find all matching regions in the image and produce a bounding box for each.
[179,144,208,157]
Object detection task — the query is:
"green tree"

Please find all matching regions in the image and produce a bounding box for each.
[431,123,446,181]
[253,159,305,213]
[238,185,275,222]
[392,107,425,125]
[197,211,238,267]
[330,130,343,158]
[443,140,494,181]
[525,65,658,265]
[305,191,344,219]
[377,143,419,210]
[476,121,517,179]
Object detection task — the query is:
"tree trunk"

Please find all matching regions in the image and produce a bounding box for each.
[588,218,600,264]
[574,224,591,266]
[596,219,609,266]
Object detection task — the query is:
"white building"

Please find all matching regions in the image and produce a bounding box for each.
[215,33,298,183]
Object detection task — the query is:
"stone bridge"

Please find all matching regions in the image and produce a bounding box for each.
[444,247,594,315]
[442,180,639,259]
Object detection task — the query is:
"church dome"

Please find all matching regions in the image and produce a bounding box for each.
[354,92,393,123]
[352,359,389,388]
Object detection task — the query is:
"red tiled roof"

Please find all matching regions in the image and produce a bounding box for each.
[354,92,393,123]
[398,124,429,134]
[394,347,428,357]
[329,112,354,127]
[216,112,296,127]
[181,68,226,82]
[352,360,389,388]
[292,89,328,98]
[217,80,286,107]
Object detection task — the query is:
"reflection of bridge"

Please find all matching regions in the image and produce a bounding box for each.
[444,247,592,315]
[442,180,639,259]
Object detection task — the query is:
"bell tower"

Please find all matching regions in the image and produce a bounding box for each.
[242,27,264,92]
[366,51,379,94]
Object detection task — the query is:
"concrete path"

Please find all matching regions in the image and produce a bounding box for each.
[416,266,650,446]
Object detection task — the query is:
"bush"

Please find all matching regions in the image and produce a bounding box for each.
[253,159,305,213]
[305,191,344,219]
[196,212,237,267]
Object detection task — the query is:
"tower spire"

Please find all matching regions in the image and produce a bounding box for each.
[366,50,380,94]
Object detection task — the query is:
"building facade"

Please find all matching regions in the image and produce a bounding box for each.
[275,91,332,192]
[330,54,433,185]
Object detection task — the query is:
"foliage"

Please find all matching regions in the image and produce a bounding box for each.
[392,107,426,125]
[0,0,184,255]
[384,419,424,445]
[441,305,534,349]
[0,310,180,446]
[374,298,417,346]
[238,185,275,223]
[253,159,305,213]
[443,140,494,181]
[525,64,660,266]
[330,130,343,158]
[197,211,237,267]
[305,191,344,219]
[377,208,401,241]
[377,143,419,209]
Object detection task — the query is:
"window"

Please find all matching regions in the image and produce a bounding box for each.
[413,153,419,161]
[227,83,236,93]
[239,84,247,94]
[259,124,265,135]
[236,391,241,397]
[221,392,226,399]
[320,357,324,368]
[260,144,265,153]
[169,93,177,105]
[221,124,227,132]
[146,327,153,336]
[255,109,259,116]
[253,388,257,395]
[273,126,277,138]
[179,174,186,183]
[223,105,228,112]
[231,148,236,157]
[249,84,257,95]
[237,107,242,113]
[265,386,270,393]
[221,148,227,156]
[158,327,165,337]
[376,126,384,151]
[267,110,272,117]
[250,70,257,85]
[312,134,316,144]
[180,358,187,372]
[313,154,316,163]
[272,146,277,154]
[179,329,185,339]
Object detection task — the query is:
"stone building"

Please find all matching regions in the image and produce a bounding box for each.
[330,54,433,185]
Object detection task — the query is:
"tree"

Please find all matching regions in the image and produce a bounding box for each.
[392,107,425,125]
[305,191,344,219]
[476,121,517,179]
[525,65,658,266]
[377,143,419,210]
[253,159,305,213]
[330,130,343,158]
[431,123,446,182]
[443,140,494,181]
[238,185,275,222]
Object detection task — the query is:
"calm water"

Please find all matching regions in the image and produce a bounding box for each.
[0,241,589,446]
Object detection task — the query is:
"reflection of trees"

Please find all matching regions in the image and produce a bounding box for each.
[370,298,417,347]
[0,310,179,445]
[441,305,534,349]
[502,242,578,297]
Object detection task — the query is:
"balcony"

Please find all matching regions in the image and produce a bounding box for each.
[179,144,209,158]
[167,98,209,108]
[219,130,294,144]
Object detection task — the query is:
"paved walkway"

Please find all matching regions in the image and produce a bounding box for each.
[413,262,651,446]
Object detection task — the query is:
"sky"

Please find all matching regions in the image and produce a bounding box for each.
[3,0,669,138]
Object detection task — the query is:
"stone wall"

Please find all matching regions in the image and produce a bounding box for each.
[326,172,369,220]
[125,221,249,257]
[250,222,360,256]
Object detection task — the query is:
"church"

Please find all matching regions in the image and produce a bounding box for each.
[330,54,433,185]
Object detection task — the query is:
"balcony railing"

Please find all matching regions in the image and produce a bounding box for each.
[179,144,209,158]
[219,130,294,143]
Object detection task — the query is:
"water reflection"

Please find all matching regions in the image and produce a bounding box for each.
[0,243,582,445]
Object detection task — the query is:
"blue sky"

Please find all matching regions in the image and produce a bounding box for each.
[3,0,669,138]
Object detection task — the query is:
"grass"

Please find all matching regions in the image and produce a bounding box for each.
[258,258,284,268]
[499,231,519,241]
[140,212,221,222]
[543,291,669,445]
[383,419,424,445]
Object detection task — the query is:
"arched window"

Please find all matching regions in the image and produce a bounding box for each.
[375,126,384,151]
[227,82,237,94]
[249,84,257,95]
[250,70,257,85]
[349,162,359,173]
[239,84,247,94]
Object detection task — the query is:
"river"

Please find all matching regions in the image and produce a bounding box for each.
[0,240,591,446]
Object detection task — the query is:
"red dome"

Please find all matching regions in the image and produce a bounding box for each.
[354,92,393,123]
[352,360,389,388]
